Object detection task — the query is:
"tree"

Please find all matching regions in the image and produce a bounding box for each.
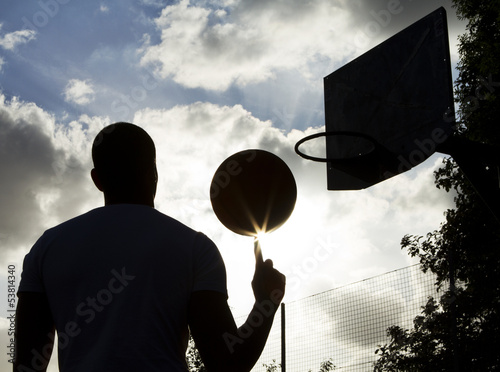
[316,358,337,372]
[374,0,500,370]
[263,359,281,372]
[262,358,336,372]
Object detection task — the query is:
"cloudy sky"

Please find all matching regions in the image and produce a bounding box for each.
[0,0,466,369]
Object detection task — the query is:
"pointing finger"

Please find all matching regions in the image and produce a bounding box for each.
[254,237,264,267]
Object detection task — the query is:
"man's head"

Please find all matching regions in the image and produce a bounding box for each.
[91,122,157,206]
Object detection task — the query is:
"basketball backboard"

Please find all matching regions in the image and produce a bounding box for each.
[323,7,455,190]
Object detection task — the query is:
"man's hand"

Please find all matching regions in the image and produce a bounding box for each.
[188,238,286,371]
[251,238,286,306]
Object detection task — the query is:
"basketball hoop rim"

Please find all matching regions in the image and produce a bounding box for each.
[294,131,381,163]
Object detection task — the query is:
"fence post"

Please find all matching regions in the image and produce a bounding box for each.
[448,247,460,372]
[281,303,286,372]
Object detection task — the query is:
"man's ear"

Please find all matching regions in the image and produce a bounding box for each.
[91,168,104,192]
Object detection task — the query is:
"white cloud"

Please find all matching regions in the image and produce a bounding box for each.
[63,79,96,105]
[0,56,4,72]
[140,0,166,6]
[139,0,356,91]
[0,24,36,50]
[100,4,110,13]
[137,0,467,98]
[0,95,106,265]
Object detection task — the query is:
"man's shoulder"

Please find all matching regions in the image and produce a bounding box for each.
[42,206,106,233]
[44,204,207,240]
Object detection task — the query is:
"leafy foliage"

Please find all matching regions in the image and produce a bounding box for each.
[453,0,500,143]
[317,358,337,372]
[262,358,336,372]
[263,359,281,372]
[374,1,500,370]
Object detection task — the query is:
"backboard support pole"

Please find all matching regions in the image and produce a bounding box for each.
[437,137,500,224]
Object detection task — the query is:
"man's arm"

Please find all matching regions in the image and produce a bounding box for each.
[188,239,285,372]
[14,292,55,372]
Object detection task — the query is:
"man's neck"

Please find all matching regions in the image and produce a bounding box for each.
[104,195,154,208]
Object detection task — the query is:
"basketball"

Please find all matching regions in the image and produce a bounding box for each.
[210,149,297,237]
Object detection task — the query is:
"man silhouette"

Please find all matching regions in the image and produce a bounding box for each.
[15,122,285,372]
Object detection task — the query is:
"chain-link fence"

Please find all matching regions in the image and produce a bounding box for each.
[238,264,442,372]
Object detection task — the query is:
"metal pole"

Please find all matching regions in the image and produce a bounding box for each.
[437,136,500,224]
[448,247,460,372]
[281,303,286,372]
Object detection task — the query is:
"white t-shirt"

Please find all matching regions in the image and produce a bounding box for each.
[19,204,227,372]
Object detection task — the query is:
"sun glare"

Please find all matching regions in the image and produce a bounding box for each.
[255,230,269,244]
